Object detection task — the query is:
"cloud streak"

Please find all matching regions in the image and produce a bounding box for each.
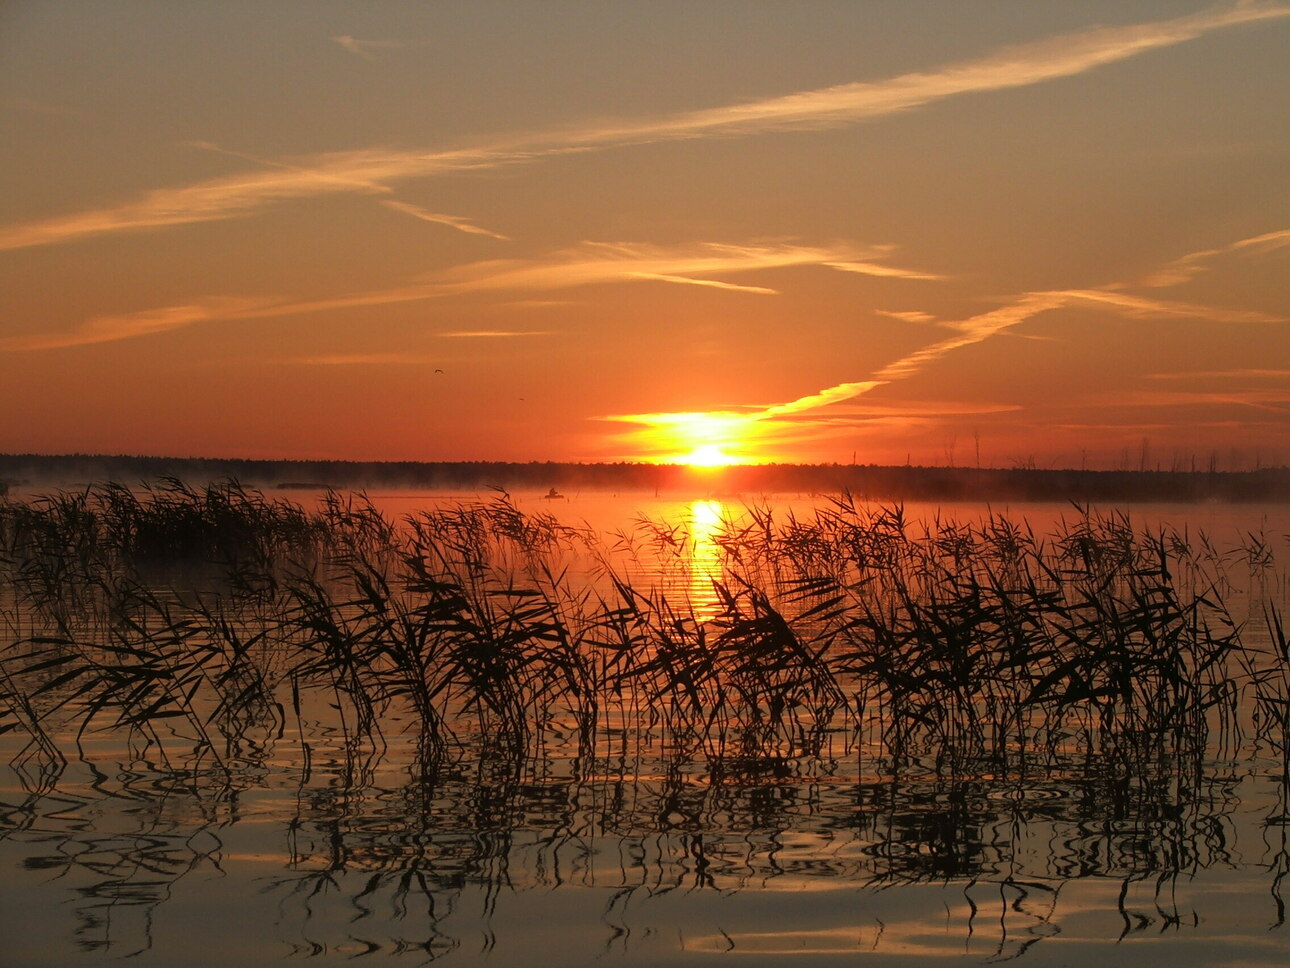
[260,240,923,319]
[1134,227,1290,287]
[333,36,405,61]
[600,218,1290,458]
[840,293,1078,389]
[0,298,262,352]
[625,273,779,295]
[286,352,437,366]
[859,265,1290,387]
[585,1,1289,143]
[433,241,934,295]
[825,260,942,281]
[3,2,1285,252]
[380,200,510,239]
[875,309,936,324]
[1146,367,1290,380]
[759,382,888,418]
[1095,388,1290,412]
[1052,288,1286,323]
[0,239,923,352]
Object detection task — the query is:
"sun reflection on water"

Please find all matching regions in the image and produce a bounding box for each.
[686,499,726,620]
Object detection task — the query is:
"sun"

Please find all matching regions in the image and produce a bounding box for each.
[659,412,755,466]
[680,443,738,467]
[605,407,766,465]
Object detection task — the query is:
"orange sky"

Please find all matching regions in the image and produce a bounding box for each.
[2,1,1288,469]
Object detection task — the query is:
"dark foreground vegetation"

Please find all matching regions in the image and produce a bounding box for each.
[4,480,1290,958]
[3,452,1290,502]
[1,479,1287,786]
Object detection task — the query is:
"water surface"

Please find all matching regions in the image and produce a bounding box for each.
[2,490,1288,966]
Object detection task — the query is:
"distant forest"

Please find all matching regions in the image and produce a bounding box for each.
[2,453,1289,503]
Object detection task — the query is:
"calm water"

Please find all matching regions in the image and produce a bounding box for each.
[2,490,1289,967]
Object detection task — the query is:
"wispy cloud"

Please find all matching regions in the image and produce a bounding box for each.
[434,241,935,295]
[875,309,937,324]
[379,200,510,239]
[625,273,779,295]
[1094,388,1290,412]
[826,261,943,281]
[819,400,1022,419]
[1047,419,1257,433]
[333,35,405,61]
[868,276,1288,385]
[576,1,1289,144]
[181,140,391,195]
[1146,367,1290,380]
[437,330,552,338]
[8,224,1281,360]
[5,2,1284,252]
[285,352,438,365]
[0,238,917,352]
[801,268,1290,414]
[1050,288,1286,323]
[759,382,888,418]
[1133,227,1290,287]
[600,216,1290,457]
[874,293,1071,382]
[0,146,418,251]
[0,298,262,352]
[0,134,579,252]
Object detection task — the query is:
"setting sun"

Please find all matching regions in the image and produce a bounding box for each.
[607,409,762,465]
[679,443,737,467]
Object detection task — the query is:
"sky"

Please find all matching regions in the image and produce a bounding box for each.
[2,1,1288,469]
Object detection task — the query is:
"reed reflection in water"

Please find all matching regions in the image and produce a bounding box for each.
[4,746,1287,965]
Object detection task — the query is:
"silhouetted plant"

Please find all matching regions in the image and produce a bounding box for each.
[0,483,1282,794]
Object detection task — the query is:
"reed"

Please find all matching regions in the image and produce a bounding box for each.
[0,482,1282,791]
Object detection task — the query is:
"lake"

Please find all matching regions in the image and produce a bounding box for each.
[2,485,1288,966]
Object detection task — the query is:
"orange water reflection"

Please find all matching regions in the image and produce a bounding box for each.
[685,499,726,620]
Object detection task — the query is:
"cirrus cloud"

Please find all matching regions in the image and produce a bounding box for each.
[2,2,1284,253]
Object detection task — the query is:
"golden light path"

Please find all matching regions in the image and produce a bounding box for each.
[686,499,727,621]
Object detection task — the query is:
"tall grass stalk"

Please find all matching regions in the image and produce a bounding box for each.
[0,483,1282,791]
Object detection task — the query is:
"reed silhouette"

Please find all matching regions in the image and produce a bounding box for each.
[1,481,1284,782]
[3,481,1289,958]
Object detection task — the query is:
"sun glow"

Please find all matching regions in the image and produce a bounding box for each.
[603,380,888,466]
[681,443,738,467]
[607,409,758,466]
